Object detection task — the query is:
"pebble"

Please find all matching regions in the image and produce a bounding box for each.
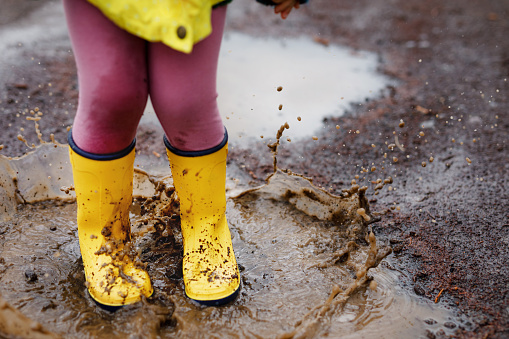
[424,318,437,325]
[444,321,457,329]
[25,269,38,282]
[414,283,426,295]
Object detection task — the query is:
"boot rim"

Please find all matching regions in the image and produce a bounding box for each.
[164,128,228,157]
[68,129,136,161]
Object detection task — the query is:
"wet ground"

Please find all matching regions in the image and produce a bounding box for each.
[1,0,508,338]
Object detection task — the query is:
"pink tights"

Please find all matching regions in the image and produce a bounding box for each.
[63,0,226,154]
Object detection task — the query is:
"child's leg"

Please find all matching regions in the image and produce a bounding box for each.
[148,6,227,151]
[150,6,240,305]
[63,0,148,154]
[63,0,153,307]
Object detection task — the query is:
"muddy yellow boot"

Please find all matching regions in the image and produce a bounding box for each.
[165,132,240,305]
[68,133,153,306]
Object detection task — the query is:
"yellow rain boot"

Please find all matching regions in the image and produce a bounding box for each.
[68,133,153,306]
[165,132,240,305]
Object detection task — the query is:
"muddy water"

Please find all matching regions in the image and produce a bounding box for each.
[0,144,466,338]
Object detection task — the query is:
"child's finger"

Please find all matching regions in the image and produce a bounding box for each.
[274,1,291,14]
[280,6,293,19]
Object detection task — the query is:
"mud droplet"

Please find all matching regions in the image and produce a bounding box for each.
[419,131,425,137]
[421,162,426,167]
[277,86,283,92]
[297,116,301,121]
[399,119,405,128]
[312,136,318,141]
[357,208,371,221]
[466,157,472,164]
[429,156,434,163]
[369,280,378,291]
[336,125,340,129]
[393,157,398,163]
[30,321,43,331]
[278,104,283,110]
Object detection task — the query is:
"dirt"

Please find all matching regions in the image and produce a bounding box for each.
[1,0,508,338]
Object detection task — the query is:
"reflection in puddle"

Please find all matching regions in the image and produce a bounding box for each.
[0,144,467,338]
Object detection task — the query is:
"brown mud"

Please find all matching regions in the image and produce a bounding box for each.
[0,143,397,337]
[0,0,508,338]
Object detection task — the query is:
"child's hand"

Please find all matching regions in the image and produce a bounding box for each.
[272,0,300,20]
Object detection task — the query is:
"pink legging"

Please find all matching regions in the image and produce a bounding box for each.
[63,0,226,154]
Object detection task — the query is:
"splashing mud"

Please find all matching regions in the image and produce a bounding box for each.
[0,140,465,338]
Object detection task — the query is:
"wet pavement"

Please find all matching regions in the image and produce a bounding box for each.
[1,0,509,338]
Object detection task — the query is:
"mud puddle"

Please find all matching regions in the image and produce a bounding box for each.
[140,33,393,143]
[0,142,470,338]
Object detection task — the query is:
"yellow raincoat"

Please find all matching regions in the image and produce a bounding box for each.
[87,0,229,53]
